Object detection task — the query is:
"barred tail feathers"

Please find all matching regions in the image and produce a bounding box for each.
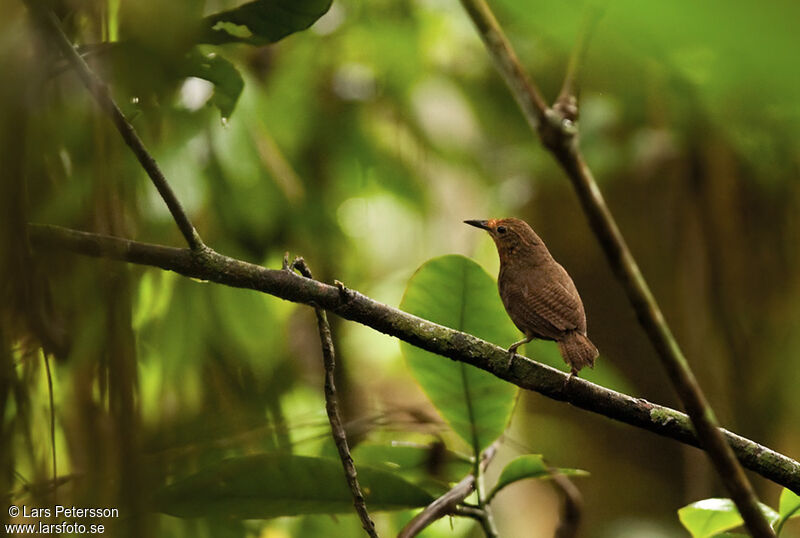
[558,331,599,375]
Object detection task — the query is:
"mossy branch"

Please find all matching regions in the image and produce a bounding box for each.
[28,224,800,498]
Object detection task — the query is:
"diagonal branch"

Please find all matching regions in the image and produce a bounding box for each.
[288,257,378,538]
[458,0,775,535]
[27,224,800,496]
[23,1,204,251]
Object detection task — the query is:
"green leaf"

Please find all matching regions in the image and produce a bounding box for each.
[677,498,780,538]
[155,453,434,519]
[779,488,800,519]
[488,455,589,501]
[775,488,800,534]
[183,49,244,119]
[399,255,518,456]
[202,0,333,45]
[351,443,472,492]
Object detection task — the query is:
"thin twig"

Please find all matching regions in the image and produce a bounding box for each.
[452,505,485,520]
[458,1,775,535]
[550,470,583,538]
[553,5,605,122]
[288,256,378,538]
[476,443,499,538]
[459,0,549,133]
[23,1,203,251]
[477,507,499,538]
[27,223,800,496]
[43,352,57,502]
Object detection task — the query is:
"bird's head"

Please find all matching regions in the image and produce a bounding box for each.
[464,218,549,263]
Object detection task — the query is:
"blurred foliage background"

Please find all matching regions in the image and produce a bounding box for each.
[2,0,800,536]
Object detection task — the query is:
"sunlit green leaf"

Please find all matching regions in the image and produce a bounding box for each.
[775,488,800,534]
[201,0,333,45]
[677,498,779,538]
[488,455,589,501]
[779,488,800,519]
[155,453,434,518]
[399,255,518,456]
[183,49,244,119]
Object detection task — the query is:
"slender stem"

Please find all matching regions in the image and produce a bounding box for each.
[24,1,204,250]
[43,352,57,502]
[289,257,378,538]
[550,470,583,538]
[458,1,775,535]
[28,224,800,497]
[476,442,499,537]
[477,508,499,538]
[553,5,604,121]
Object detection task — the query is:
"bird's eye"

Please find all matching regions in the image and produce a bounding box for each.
[497,225,507,234]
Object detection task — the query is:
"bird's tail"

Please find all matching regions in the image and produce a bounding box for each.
[558,332,599,375]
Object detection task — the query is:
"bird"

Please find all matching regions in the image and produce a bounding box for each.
[465,218,598,376]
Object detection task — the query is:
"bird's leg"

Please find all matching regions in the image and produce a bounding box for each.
[506,335,534,369]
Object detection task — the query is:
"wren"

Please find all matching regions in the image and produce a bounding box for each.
[465,218,598,375]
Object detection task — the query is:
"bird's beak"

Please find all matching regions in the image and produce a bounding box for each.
[464,219,491,231]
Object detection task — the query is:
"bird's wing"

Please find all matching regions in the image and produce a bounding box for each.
[502,279,586,340]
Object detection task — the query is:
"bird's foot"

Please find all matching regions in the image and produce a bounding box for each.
[506,350,517,370]
[562,369,578,392]
[506,342,523,370]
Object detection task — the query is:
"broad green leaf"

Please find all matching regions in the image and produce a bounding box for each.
[488,455,589,501]
[155,453,434,519]
[678,498,780,538]
[776,488,800,534]
[399,255,518,456]
[183,49,244,119]
[351,443,472,492]
[202,0,333,45]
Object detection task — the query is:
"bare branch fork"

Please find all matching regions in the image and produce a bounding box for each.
[399,443,499,537]
[458,0,775,535]
[286,256,378,538]
[28,224,800,496]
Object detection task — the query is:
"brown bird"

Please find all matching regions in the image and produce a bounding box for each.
[465,218,598,375]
